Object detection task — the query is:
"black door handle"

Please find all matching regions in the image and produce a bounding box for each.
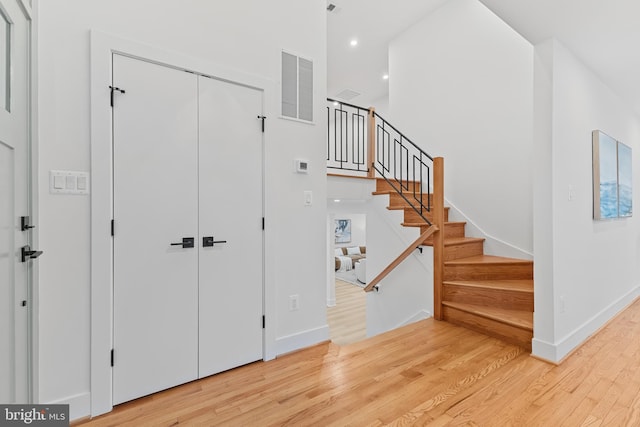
[170,237,194,248]
[21,246,44,262]
[21,216,35,231]
[203,236,227,247]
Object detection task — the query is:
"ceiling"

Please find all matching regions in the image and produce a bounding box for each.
[327,0,640,116]
[326,0,450,106]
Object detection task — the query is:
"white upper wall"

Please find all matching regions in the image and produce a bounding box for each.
[533,39,640,361]
[388,0,534,254]
[36,0,327,417]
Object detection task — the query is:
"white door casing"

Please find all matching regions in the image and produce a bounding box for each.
[112,54,200,405]
[198,76,264,377]
[111,55,264,404]
[0,0,33,404]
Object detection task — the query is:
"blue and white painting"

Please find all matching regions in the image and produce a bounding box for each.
[335,219,352,243]
[593,130,633,220]
[618,141,633,217]
[597,132,618,219]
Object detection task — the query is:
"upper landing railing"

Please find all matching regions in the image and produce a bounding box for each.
[327,98,434,225]
[327,99,446,318]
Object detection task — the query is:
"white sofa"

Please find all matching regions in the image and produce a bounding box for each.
[355,259,366,284]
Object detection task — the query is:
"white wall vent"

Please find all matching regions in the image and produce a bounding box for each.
[282,51,314,122]
[335,89,360,101]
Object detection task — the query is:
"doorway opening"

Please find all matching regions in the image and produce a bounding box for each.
[327,203,366,346]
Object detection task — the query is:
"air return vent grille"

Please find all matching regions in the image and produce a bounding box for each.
[282,51,314,123]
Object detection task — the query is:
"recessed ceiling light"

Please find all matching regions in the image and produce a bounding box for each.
[334,199,341,203]
[350,39,358,47]
[382,74,389,80]
[333,101,339,106]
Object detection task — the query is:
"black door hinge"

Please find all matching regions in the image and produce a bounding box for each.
[262,217,265,230]
[111,220,115,236]
[110,349,114,367]
[109,85,126,107]
[262,315,265,329]
[257,115,266,132]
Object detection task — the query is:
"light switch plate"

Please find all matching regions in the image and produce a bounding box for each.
[50,170,90,195]
[304,190,312,206]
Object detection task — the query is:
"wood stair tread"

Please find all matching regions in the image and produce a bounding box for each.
[443,280,533,293]
[402,221,465,228]
[445,254,533,266]
[386,206,449,212]
[444,237,485,246]
[421,236,485,247]
[373,190,431,195]
[442,301,533,331]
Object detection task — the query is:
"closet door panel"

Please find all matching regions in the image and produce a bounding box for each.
[198,76,264,377]
[112,55,199,404]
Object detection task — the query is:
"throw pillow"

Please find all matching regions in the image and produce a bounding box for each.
[346,246,361,255]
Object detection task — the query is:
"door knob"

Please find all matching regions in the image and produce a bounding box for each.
[203,236,227,247]
[170,237,194,248]
[21,245,44,262]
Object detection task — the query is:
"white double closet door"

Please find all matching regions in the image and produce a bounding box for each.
[112,54,263,405]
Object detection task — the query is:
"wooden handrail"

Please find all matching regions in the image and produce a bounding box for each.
[364,225,439,292]
[432,157,445,320]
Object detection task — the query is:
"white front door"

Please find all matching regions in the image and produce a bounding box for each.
[0,0,33,404]
[198,76,263,377]
[112,55,264,404]
[112,54,199,405]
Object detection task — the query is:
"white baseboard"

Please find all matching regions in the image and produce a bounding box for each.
[327,298,336,307]
[396,310,432,329]
[48,391,91,422]
[276,325,331,356]
[533,286,640,363]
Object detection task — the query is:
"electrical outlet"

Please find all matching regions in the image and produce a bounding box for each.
[289,295,299,311]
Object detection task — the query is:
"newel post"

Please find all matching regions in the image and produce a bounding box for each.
[367,107,376,178]
[433,157,445,320]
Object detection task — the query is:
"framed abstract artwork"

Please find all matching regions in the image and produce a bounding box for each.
[592,130,632,219]
[335,219,351,243]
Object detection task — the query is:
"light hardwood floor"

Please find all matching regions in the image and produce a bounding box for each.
[76,298,640,426]
[326,279,366,346]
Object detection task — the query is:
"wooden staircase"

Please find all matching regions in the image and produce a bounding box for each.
[374,178,534,351]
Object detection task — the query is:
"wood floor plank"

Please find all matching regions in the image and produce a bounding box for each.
[327,279,366,346]
[75,298,640,426]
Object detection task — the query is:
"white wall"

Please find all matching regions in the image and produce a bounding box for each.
[533,39,640,362]
[36,0,327,418]
[388,0,534,254]
[370,95,390,121]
